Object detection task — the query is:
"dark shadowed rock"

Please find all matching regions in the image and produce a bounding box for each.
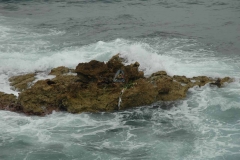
[106,54,125,72]
[210,77,232,87]
[76,60,108,77]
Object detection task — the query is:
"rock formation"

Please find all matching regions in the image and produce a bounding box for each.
[9,73,36,92]
[0,54,233,116]
[0,92,20,113]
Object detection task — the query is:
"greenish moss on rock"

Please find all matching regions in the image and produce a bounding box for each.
[2,54,234,116]
[9,73,36,92]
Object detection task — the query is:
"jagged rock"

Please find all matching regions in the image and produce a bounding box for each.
[75,54,144,83]
[76,60,108,77]
[106,53,125,72]
[124,64,144,82]
[0,92,21,112]
[9,73,36,91]
[2,54,234,116]
[152,74,188,101]
[49,66,75,76]
[210,77,232,87]
[152,71,167,76]
[221,77,232,85]
[120,79,157,109]
[173,75,191,84]
[18,75,79,115]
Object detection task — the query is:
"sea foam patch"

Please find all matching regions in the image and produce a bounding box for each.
[0,27,239,94]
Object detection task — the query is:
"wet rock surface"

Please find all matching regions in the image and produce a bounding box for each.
[49,66,75,76]
[0,54,233,116]
[0,92,21,113]
[8,73,36,92]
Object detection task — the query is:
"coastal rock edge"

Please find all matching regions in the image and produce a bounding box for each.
[0,54,232,116]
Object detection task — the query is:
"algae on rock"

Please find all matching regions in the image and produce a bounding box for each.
[1,54,234,116]
[9,73,36,92]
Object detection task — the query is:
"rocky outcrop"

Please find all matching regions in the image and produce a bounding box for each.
[0,54,233,116]
[49,66,75,76]
[0,92,21,113]
[75,54,144,84]
[9,73,36,92]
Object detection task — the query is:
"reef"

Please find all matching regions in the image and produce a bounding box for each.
[0,54,232,116]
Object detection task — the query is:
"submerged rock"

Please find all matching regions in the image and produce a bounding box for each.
[2,54,234,116]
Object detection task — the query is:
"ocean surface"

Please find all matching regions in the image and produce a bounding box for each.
[0,0,240,159]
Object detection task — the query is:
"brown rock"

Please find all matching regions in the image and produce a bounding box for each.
[76,60,108,76]
[106,54,125,72]
[18,75,79,115]
[75,60,108,82]
[123,64,144,82]
[49,66,75,76]
[221,77,233,84]
[0,92,21,112]
[191,76,214,87]
[75,54,144,84]
[133,62,140,67]
[173,75,191,84]
[210,77,233,87]
[2,54,234,116]
[9,73,36,92]
[153,73,187,101]
[120,79,157,109]
[151,71,167,76]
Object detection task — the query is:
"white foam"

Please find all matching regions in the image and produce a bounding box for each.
[0,74,19,95]
[0,32,239,95]
[33,73,56,83]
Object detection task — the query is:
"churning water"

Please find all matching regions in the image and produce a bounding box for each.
[0,0,240,159]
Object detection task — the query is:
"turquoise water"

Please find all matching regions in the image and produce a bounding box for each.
[0,0,240,159]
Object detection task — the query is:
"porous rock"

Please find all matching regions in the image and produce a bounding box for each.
[2,54,234,115]
[9,73,36,91]
[49,66,75,76]
[0,92,21,113]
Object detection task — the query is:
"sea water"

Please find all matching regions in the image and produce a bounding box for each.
[0,0,240,159]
